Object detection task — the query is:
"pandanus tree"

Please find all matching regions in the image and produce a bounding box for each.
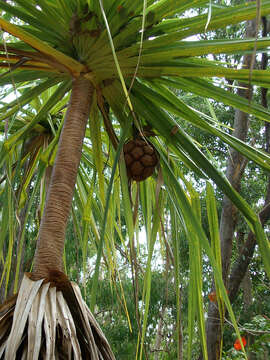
[0,0,270,358]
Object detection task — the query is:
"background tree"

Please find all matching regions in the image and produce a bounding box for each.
[204,5,257,358]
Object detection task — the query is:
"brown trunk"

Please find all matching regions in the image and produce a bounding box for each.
[154,306,165,360]
[203,8,256,360]
[227,15,270,304]
[32,76,94,280]
[242,270,252,310]
[228,199,270,303]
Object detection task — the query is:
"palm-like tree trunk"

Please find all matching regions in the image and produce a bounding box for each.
[0,76,115,359]
[32,76,94,280]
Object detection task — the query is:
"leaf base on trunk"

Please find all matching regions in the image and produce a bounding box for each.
[0,273,115,360]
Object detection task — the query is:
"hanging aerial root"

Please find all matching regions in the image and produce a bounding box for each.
[0,273,115,360]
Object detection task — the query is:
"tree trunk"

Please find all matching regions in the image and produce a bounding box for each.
[0,79,116,360]
[227,14,270,303]
[32,76,94,280]
[204,10,256,360]
[154,305,166,360]
[228,199,270,302]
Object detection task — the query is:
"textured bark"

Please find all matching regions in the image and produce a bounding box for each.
[204,11,256,360]
[226,15,270,307]
[242,270,252,309]
[32,76,94,279]
[229,181,270,302]
[178,317,183,360]
[154,306,166,360]
[228,15,270,304]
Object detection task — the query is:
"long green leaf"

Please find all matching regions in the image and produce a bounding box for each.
[138,78,270,171]
[90,121,131,311]
[0,18,83,75]
[162,155,248,359]
[3,80,71,149]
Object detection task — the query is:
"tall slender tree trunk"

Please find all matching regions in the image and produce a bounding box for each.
[203,8,256,360]
[220,15,270,305]
[0,77,115,360]
[32,76,94,280]
[154,305,166,360]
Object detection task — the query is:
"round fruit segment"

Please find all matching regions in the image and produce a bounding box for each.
[123,139,159,181]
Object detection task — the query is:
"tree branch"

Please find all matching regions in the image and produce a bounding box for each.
[229,201,270,302]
